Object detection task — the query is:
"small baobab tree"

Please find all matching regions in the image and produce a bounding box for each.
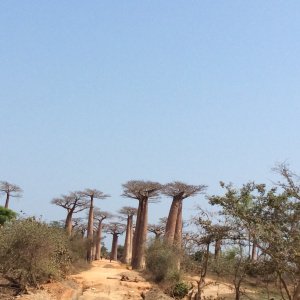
[94,208,112,260]
[119,206,137,264]
[72,217,88,237]
[0,181,23,209]
[194,208,231,259]
[148,217,167,240]
[79,189,110,262]
[163,182,207,248]
[51,192,88,236]
[122,180,162,269]
[104,222,126,261]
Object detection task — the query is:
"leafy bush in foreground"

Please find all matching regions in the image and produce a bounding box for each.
[0,206,17,225]
[171,281,189,299]
[0,218,72,289]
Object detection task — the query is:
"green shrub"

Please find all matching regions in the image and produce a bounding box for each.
[0,218,72,289]
[193,250,205,262]
[171,281,189,299]
[0,206,17,225]
[145,239,181,283]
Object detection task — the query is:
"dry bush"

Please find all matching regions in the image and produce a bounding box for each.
[146,239,181,283]
[145,238,189,299]
[0,218,72,289]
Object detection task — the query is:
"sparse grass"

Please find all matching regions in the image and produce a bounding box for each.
[182,271,283,300]
[29,291,54,300]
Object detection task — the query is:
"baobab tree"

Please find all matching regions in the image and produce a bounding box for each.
[0,181,23,209]
[79,189,110,262]
[148,217,167,240]
[94,208,112,260]
[119,206,137,264]
[104,222,126,261]
[72,217,88,237]
[212,224,231,259]
[163,181,207,247]
[51,192,88,236]
[122,180,162,269]
[195,212,231,259]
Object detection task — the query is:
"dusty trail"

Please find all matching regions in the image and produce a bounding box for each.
[18,259,152,300]
[71,259,151,300]
[18,259,269,300]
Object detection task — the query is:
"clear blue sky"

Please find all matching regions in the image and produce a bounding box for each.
[1,1,300,238]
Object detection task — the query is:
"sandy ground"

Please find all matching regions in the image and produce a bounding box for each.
[71,259,152,300]
[17,259,280,300]
[18,259,152,300]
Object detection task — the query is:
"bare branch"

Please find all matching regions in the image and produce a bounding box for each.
[122,180,162,200]
[162,181,207,199]
[51,192,88,213]
[148,223,165,236]
[103,222,126,235]
[273,163,300,199]
[118,206,138,216]
[79,188,110,200]
[94,207,113,222]
[0,181,23,198]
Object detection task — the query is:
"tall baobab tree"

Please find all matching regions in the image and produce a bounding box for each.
[122,180,162,269]
[104,222,126,261]
[0,181,23,209]
[163,182,207,247]
[94,208,112,260]
[79,189,110,262]
[119,206,137,264]
[51,192,88,236]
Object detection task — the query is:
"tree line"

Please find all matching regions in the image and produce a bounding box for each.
[1,163,300,299]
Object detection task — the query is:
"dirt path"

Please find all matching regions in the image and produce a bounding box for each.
[18,259,151,300]
[18,260,273,300]
[71,259,151,300]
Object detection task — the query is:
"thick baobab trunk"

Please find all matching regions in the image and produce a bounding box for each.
[110,233,119,261]
[132,198,148,269]
[174,200,183,249]
[86,196,94,262]
[132,201,142,267]
[251,240,258,261]
[65,211,73,236]
[214,239,222,259]
[174,200,183,269]
[123,215,133,264]
[165,196,182,244]
[95,220,103,260]
[128,215,133,260]
[4,194,9,209]
[132,203,141,259]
